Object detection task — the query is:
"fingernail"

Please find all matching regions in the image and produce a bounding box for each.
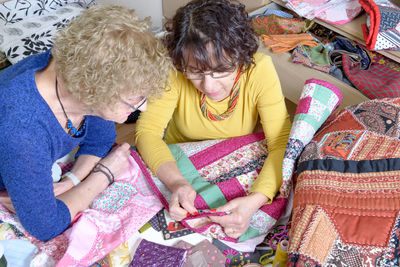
[194,211,199,215]
[210,209,216,212]
[186,212,191,217]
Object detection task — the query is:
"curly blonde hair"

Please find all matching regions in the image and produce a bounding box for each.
[52,5,172,108]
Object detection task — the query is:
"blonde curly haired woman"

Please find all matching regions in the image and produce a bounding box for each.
[0,5,171,241]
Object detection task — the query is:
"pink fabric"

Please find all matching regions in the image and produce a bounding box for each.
[182,211,238,243]
[285,0,362,25]
[0,150,163,266]
[189,132,265,169]
[217,178,247,202]
[296,97,312,115]
[133,150,170,210]
[259,197,288,220]
[57,152,163,266]
[194,194,209,210]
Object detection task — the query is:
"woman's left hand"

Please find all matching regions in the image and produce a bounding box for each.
[210,192,269,238]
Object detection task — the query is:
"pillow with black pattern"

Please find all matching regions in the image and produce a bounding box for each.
[0,0,95,64]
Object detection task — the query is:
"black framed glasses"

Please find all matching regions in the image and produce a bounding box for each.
[121,97,147,112]
[183,66,237,80]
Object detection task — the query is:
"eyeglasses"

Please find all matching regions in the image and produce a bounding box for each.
[183,68,237,80]
[121,97,147,112]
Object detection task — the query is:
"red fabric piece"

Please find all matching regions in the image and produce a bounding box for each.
[342,54,400,99]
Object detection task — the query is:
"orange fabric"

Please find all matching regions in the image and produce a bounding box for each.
[330,211,396,246]
[294,184,400,211]
[313,111,365,142]
[261,33,318,53]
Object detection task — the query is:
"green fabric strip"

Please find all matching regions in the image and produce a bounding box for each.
[238,227,260,242]
[168,144,227,208]
[313,86,334,105]
[294,111,330,131]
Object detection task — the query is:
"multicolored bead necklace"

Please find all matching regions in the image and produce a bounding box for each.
[55,78,86,137]
[200,70,242,121]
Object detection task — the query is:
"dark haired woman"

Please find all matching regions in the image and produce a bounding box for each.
[135,0,291,238]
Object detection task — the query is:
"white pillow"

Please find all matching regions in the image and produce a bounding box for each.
[0,0,96,26]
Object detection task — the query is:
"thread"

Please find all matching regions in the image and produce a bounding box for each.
[272,240,289,267]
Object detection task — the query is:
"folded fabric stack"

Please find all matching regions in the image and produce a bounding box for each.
[283,0,362,25]
[261,33,318,53]
[292,43,331,73]
[252,14,311,36]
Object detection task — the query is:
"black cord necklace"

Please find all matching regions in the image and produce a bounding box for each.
[55,78,85,137]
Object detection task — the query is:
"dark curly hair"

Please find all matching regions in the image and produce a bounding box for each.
[164,0,259,73]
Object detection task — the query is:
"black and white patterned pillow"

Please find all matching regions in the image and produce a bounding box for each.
[0,0,96,26]
[0,0,96,64]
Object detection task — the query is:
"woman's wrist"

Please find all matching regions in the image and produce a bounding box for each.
[92,163,114,185]
[156,161,188,191]
[87,170,110,189]
[248,192,269,210]
[61,172,81,186]
[165,176,189,192]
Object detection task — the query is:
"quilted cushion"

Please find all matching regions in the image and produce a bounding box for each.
[288,98,400,266]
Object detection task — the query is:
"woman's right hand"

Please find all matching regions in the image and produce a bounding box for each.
[97,143,131,182]
[168,180,198,221]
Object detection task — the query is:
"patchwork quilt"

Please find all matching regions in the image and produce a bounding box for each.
[288,98,400,266]
[0,154,162,266]
[134,132,288,243]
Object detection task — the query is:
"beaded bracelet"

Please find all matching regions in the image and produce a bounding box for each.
[93,163,115,185]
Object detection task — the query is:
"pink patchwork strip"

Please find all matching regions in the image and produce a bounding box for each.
[189,131,265,169]
[296,97,312,115]
[131,150,170,211]
[194,194,209,210]
[259,197,288,220]
[217,178,247,202]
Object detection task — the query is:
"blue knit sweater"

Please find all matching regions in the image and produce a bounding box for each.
[0,50,116,241]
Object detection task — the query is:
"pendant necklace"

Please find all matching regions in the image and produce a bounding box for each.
[55,78,85,137]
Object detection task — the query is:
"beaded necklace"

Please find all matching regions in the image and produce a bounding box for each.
[200,70,242,121]
[55,78,85,137]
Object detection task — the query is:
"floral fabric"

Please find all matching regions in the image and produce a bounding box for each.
[0,152,163,266]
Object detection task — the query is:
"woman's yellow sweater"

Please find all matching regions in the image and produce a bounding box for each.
[135,52,291,200]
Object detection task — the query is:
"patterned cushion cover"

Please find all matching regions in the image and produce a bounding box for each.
[0,0,96,64]
[288,98,400,266]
